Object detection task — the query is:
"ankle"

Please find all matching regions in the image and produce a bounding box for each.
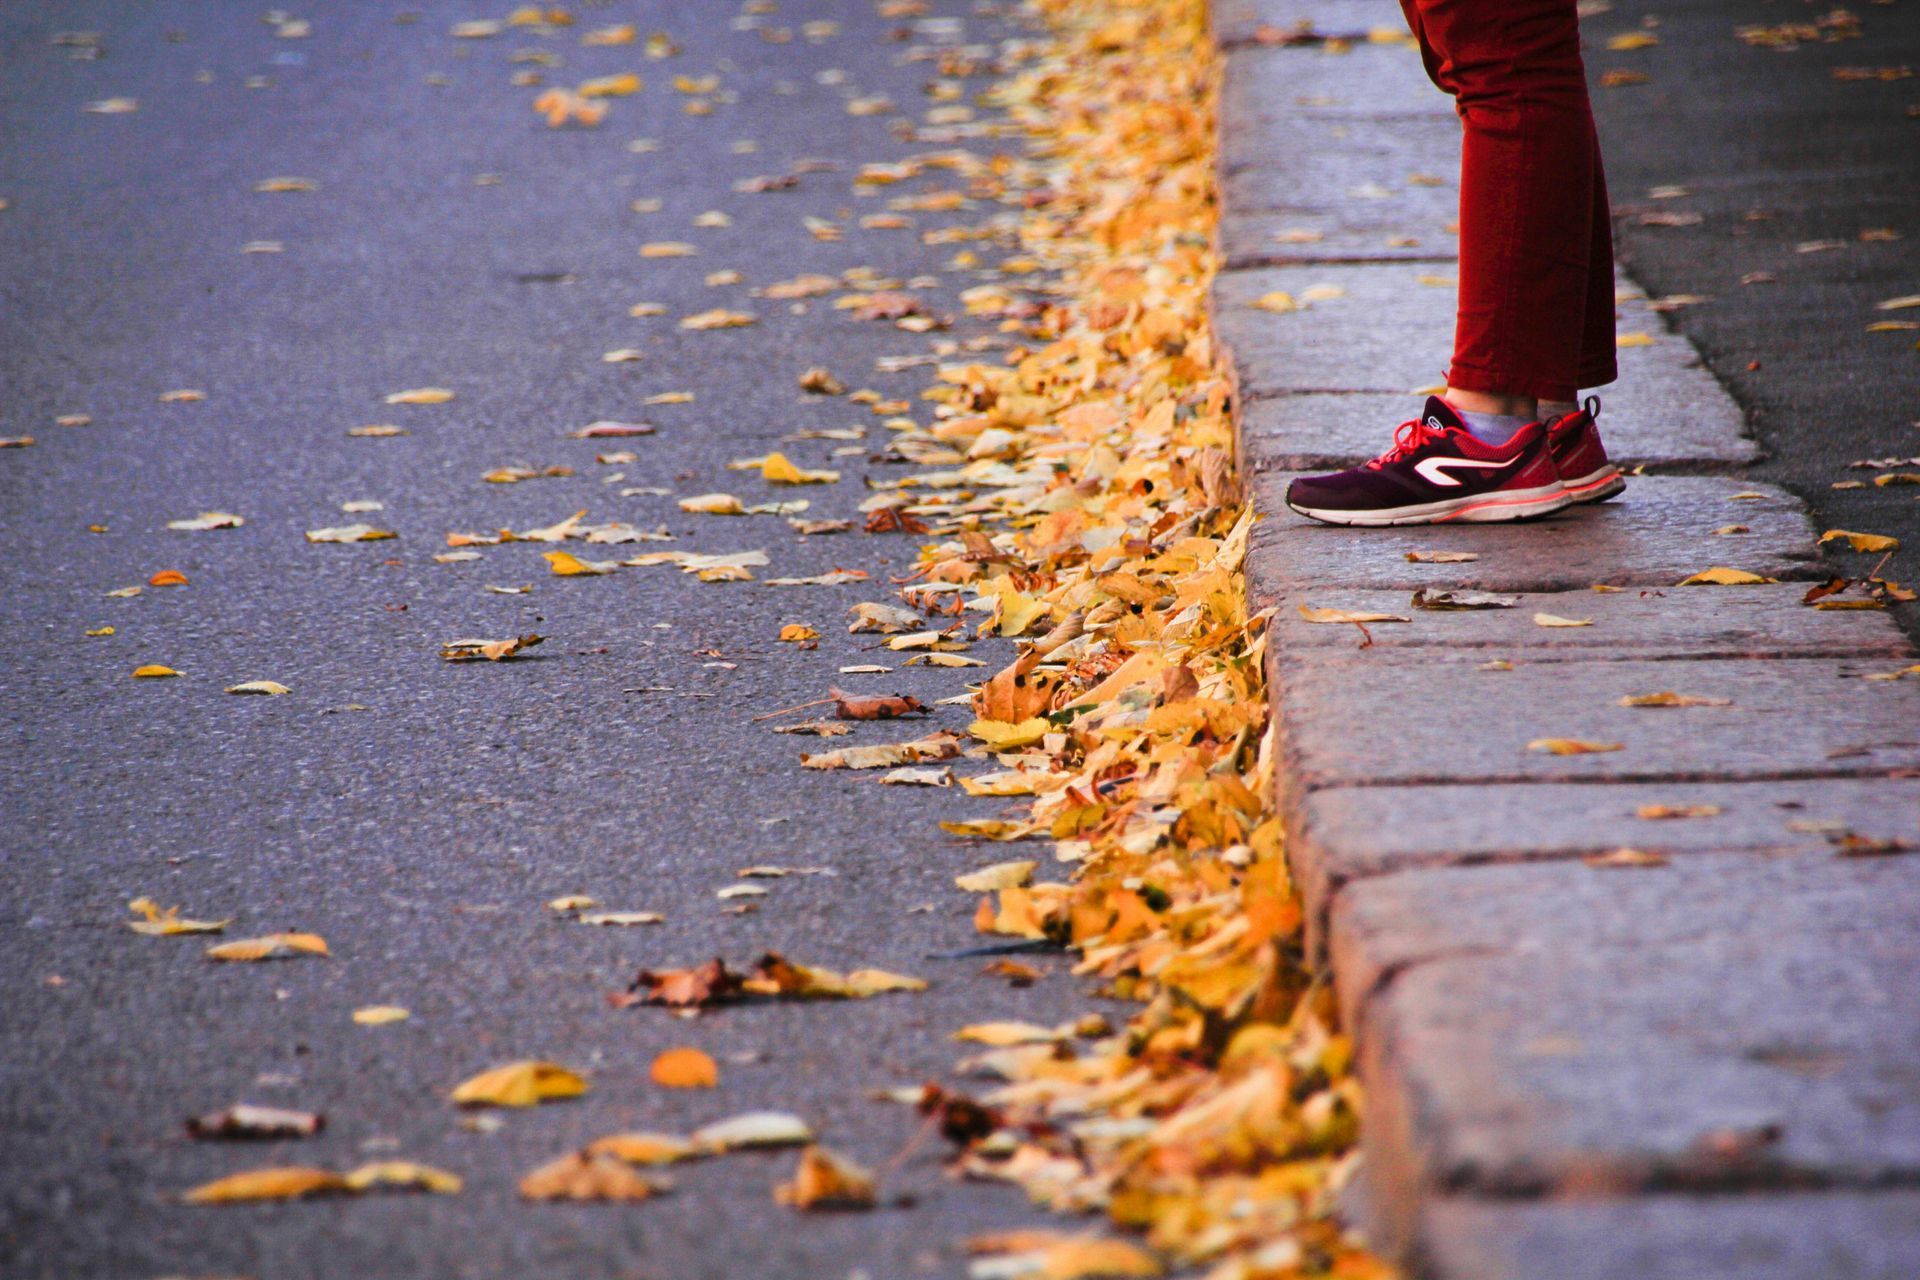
[1538,399,1578,421]
[1446,387,1538,420]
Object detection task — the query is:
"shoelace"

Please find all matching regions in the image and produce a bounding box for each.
[1365,416,1447,470]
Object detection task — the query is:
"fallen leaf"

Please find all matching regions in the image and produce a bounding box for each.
[450,1061,588,1108]
[384,388,454,405]
[775,1146,876,1211]
[1679,567,1775,586]
[353,1005,410,1025]
[1413,589,1517,610]
[1637,804,1722,820]
[131,665,180,679]
[148,569,189,587]
[650,1047,719,1089]
[690,1111,813,1153]
[955,861,1037,893]
[569,420,655,438]
[680,309,757,330]
[440,634,544,662]
[578,911,664,927]
[225,681,290,696]
[1618,691,1732,708]
[128,897,229,935]
[306,523,396,544]
[1527,738,1624,756]
[779,624,820,643]
[159,389,205,403]
[1405,550,1479,563]
[342,1161,461,1194]
[183,1167,347,1204]
[831,690,928,720]
[623,958,746,1008]
[1298,604,1409,624]
[1584,848,1670,868]
[519,1152,666,1201]
[969,718,1052,749]
[954,1021,1065,1047]
[680,493,746,515]
[206,933,329,962]
[602,348,646,363]
[187,1104,324,1139]
[799,367,846,394]
[348,424,407,437]
[1820,529,1900,553]
[84,97,140,114]
[167,512,244,531]
[1532,612,1594,628]
[585,1133,697,1165]
[879,766,952,786]
[544,550,617,576]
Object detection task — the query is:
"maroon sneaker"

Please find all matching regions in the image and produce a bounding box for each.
[1285,396,1571,526]
[1547,396,1626,504]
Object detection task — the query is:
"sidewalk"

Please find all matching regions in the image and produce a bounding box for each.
[1212,2,1920,1275]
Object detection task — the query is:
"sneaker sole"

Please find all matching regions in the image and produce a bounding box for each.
[1287,482,1575,527]
[1560,466,1626,505]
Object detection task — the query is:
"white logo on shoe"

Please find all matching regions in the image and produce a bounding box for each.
[1413,456,1513,487]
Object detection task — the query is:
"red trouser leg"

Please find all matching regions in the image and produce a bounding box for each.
[1400,0,1618,403]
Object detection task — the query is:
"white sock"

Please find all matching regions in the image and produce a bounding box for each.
[1456,410,1531,447]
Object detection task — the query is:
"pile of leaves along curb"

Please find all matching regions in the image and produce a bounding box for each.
[907,2,1396,1275]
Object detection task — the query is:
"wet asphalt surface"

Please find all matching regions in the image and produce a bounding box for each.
[1584,0,1920,637]
[0,4,1104,1277]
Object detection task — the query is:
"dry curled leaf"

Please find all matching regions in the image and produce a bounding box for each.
[775,1146,876,1211]
[383,387,454,405]
[519,1152,666,1201]
[621,958,746,1008]
[343,1161,462,1194]
[187,1104,324,1140]
[440,634,544,662]
[167,511,244,531]
[131,664,181,679]
[1679,567,1775,586]
[353,1005,410,1025]
[1618,691,1731,708]
[225,680,290,696]
[127,897,229,936]
[450,1061,588,1108]
[1584,848,1671,868]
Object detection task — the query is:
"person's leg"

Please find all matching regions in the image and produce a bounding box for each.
[1408,0,1606,410]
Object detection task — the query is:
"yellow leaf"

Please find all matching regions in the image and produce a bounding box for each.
[342,1161,461,1194]
[86,626,115,637]
[1678,567,1775,586]
[1820,529,1899,553]
[953,1021,1065,1047]
[1875,294,1920,311]
[779,624,820,642]
[1637,804,1722,819]
[131,665,181,679]
[383,387,454,405]
[754,451,840,484]
[640,241,696,258]
[206,932,329,962]
[126,897,229,936]
[1250,291,1296,313]
[1607,31,1659,49]
[1531,612,1593,628]
[1618,691,1732,708]
[450,1060,588,1108]
[578,73,641,97]
[969,717,1051,749]
[844,969,928,995]
[183,1167,348,1204]
[1615,332,1655,347]
[352,1005,411,1025]
[544,550,615,576]
[1526,738,1624,756]
[1298,604,1409,624]
[650,1046,719,1089]
[679,493,746,515]
[585,1133,696,1165]
[519,1152,664,1201]
[225,681,291,696]
[955,860,1037,893]
[679,309,757,330]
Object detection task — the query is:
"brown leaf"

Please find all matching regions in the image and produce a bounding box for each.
[187,1104,324,1140]
[439,634,544,662]
[830,688,928,720]
[1584,848,1670,868]
[774,1145,876,1211]
[620,958,745,1008]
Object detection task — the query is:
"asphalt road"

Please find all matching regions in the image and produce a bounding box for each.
[1584,0,1920,637]
[0,4,1100,1277]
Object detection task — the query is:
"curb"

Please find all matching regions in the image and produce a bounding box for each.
[1213,2,1920,1274]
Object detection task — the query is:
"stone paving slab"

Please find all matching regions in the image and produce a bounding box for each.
[1215,267,1755,465]
[1275,655,1920,791]
[1330,855,1920,1220]
[1420,1192,1920,1280]
[1220,115,1461,268]
[1267,583,1916,659]
[1289,776,1920,943]
[1216,0,1428,45]
[1222,42,1449,124]
[1246,475,1822,594]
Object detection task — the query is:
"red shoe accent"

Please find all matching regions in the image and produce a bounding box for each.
[1547,396,1626,504]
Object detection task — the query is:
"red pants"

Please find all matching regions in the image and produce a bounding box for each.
[1400,0,1618,403]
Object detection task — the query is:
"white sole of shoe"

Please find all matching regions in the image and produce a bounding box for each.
[1561,466,1626,504]
[1287,481,1575,527]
